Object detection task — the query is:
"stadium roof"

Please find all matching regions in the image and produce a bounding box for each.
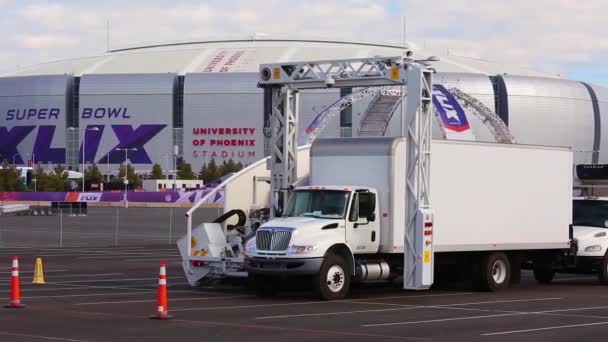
[1,38,558,78]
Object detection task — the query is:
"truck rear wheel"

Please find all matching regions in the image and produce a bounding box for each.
[598,252,608,284]
[478,252,511,291]
[314,252,351,301]
[253,275,279,297]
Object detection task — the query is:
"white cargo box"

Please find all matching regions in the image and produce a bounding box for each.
[311,138,572,254]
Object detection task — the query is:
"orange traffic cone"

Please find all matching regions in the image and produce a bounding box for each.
[150,262,172,319]
[5,257,25,308]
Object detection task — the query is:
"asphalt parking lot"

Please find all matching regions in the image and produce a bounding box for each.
[1,244,608,341]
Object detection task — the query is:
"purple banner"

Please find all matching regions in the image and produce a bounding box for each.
[0,190,224,204]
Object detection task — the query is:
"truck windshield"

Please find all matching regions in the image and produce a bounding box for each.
[284,190,350,219]
[573,200,608,228]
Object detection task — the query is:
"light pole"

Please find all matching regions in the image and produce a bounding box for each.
[12,154,19,165]
[32,178,37,192]
[68,126,100,191]
[116,147,137,208]
[106,153,110,182]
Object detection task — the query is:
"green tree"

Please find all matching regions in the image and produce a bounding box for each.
[0,160,24,191]
[178,161,195,180]
[82,163,103,190]
[200,159,222,183]
[118,164,141,189]
[50,165,68,191]
[84,164,103,184]
[31,165,50,191]
[219,159,243,176]
[151,163,164,179]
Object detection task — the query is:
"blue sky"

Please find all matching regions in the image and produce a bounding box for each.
[0,0,606,85]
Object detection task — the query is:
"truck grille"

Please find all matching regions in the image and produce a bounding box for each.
[256,229,292,251]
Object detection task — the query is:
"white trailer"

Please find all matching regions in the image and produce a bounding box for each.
[245,137,573,299]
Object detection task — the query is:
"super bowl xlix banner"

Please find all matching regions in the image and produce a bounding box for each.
[78,74,174,171]
[0,75,70,165]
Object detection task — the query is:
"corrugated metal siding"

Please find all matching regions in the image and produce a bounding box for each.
[504,76,594,165]
[80,74,177,95]
[94,50,200,74]
[184,72,261,94]
[0,75,72,97]
[591,84,608,163]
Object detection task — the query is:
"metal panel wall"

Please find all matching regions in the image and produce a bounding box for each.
[184,73,263,172]
[79,74,175,174]
[590,84,608,164]
[503,76,594,165]
[0,75,72,166]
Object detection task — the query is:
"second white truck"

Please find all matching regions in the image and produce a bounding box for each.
[245,137,573,300]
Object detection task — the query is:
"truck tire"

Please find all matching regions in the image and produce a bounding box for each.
[598,252,608,284]
[478,252,511,291]
[533,264,555,284]
[314,252,351,300]
[253,275,279,297]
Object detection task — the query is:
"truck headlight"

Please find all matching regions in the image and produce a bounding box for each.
[287,245,318,254]
[585,245,602,253]
[245,238,256,254]
[595,232,607,238]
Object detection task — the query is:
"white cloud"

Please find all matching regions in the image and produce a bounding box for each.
[0,0,606,83]
[14,34,78,49]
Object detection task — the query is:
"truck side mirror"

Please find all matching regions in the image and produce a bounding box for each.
[368,212,376,222]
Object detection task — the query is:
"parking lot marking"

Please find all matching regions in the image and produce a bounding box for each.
[23,291,156,299]
[257,306,419,319]
[434,297,562,307]
[363,313,523,327]
[171,318,432,341]
[0,331,88,342]
[361,298,563,327]
[482,321,608,336]
[73,295,250,305]
[2,282,188,292]
[38,277,175,284]
[536,305,608,314]
[29,272,124,279]
[259,297,561,320]
[173,292,473,312]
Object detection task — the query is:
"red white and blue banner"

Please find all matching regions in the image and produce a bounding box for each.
[432,84,475,141]
[0,190,224,204]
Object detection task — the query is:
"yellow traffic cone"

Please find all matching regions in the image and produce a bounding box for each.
[32,257,45,284]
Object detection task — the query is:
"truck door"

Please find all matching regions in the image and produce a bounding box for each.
[346,191,380,254]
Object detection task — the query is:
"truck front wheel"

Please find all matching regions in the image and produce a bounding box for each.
[478,252,511,291]
[314,252,351,300]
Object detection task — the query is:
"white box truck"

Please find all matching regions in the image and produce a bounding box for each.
[245,137,573,300]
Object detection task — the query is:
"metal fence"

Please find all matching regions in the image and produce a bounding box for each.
[0,206,222,248]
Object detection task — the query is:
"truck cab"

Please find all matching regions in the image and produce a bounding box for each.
[570,196,608,281]
[245,186,380,299]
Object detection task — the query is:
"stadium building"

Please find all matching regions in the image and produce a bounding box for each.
[0,38,606,180]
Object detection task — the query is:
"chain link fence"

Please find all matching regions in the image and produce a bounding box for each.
[0,206,222,248]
